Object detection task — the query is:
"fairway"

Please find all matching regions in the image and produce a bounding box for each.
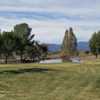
[0,62,100,100]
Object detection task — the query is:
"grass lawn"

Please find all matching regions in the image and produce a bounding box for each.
[0,61,100,100]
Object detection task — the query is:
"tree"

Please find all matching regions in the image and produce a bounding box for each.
[61,27,77,60]
[89,32,100,58]
[0,33,3,57]
[37,43,48,60]
[13,23,47,63]
[2,31,16,63]
[0,23,48,64]
[14,23,34,62]
[69,28,77,53]
[29,42,48,62]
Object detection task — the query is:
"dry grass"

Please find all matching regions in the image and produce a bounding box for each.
[0,61,99,100]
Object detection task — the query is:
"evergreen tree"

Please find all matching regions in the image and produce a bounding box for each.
[2,31,16,63]
[62,27,77,59]
[14,23,48,62]
[89,31,100,58]
[14,23,34,62]
[0,23,48,64]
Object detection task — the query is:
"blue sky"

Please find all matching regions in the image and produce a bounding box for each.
[0,0,100,44]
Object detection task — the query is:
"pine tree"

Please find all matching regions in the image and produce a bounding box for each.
[89,31,100,58]
[61,27,77,59]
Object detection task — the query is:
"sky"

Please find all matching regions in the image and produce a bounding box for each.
[0,0,100,44]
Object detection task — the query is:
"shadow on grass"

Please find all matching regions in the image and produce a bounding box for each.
[0,68,57,75]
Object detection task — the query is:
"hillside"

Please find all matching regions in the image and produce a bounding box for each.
[48,42,89,52]
[78,42,90,51]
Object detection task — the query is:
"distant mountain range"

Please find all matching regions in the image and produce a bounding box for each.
[78,42,90,51]
[48,42,90,52]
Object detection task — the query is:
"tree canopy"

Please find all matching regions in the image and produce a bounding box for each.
[62,27,77,58]
[0,23,48,63]
[89,31,100,58]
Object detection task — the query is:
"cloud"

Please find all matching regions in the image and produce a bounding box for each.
[0,15,100,44]
[0,0,100,43]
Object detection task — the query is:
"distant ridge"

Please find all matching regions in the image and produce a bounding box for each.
[48,42,89,52]
[78,42,90,51]
[48,44,61,52]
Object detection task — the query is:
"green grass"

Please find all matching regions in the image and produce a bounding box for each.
[0,61,100,100]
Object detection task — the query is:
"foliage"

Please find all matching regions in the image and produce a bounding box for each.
[61,27,77,60]
[14,23,34,62]
[89,31,100,58]
[2,31,17,63]
[0,23,48,63]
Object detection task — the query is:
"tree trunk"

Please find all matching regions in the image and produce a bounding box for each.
[5,55,8,64]
[95,54,98,59]
[20,54,23,63]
